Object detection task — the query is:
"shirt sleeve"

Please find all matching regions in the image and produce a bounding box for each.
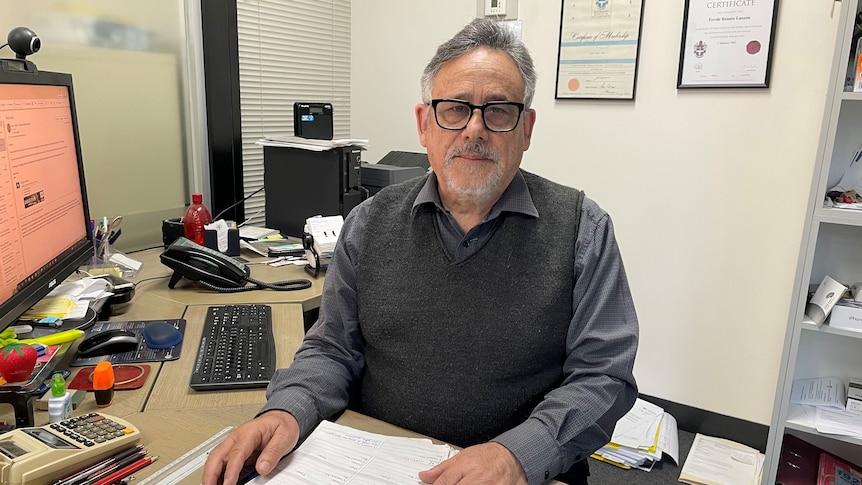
[492,197,639,484]
[257,201,370,438]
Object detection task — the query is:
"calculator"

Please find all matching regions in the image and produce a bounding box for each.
[0,412,141,485]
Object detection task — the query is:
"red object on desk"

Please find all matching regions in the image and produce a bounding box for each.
[91,455,157,485]
[68,364,150,391]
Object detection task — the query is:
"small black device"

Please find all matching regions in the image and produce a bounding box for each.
[293,102,333,140]
[7,27,40,59]
[77,329,140,357]
[160,237,251,289]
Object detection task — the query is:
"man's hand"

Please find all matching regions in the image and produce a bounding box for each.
[202,411,300,485]
[418,442,528,485]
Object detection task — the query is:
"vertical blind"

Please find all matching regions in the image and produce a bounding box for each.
[236,0,351,225]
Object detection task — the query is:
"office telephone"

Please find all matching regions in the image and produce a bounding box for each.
[160,236,312,292]
[0,412,141,485]
[160,237,250,289]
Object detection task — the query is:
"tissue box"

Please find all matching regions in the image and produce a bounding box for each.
[204,227,240,256]
[829,300,862,332]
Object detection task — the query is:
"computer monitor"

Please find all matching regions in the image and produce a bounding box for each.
[0,62,94,333]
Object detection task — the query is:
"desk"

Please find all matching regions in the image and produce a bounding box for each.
[0,251,568,485]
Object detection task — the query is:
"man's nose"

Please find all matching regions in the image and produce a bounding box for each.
[462,108,487,137]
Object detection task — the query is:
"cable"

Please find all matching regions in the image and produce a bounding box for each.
[198,275,311,293]
[212,186,264,222]
[132,274,172,289]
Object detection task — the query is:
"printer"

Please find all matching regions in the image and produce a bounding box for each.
[360,151,428,195]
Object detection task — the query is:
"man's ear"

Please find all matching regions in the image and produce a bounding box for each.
[521,108,536,151]
[415,103,430,148]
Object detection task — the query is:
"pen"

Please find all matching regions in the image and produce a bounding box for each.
[90,456,157,485]
[80,451,148,485]
[54,445,143,485]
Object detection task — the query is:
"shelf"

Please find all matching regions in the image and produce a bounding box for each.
[815,207,862,226]
[785,404,862,447]
[802,319,862,339]
[843,91,862,101]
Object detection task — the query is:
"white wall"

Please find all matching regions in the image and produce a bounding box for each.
[352,2,840,425]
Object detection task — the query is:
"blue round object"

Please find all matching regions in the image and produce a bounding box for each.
[142,321,183,349]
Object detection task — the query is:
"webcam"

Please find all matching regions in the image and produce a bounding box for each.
[7,27,40,59]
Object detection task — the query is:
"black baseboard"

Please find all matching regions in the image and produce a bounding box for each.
[640,394,768,452]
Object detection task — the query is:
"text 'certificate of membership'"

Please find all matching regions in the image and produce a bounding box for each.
[678,0,777,87]
[556,0,644,100]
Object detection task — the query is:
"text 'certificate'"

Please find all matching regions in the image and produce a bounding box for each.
[678,0,777,87]
[556,0,645,100]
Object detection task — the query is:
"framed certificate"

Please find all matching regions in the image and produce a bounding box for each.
[677,0,779,88]
[555,0,646,100]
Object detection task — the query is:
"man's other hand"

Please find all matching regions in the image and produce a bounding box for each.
[418,442,528,485]
[201,410,300,485]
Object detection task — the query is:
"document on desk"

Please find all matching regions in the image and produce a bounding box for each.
[249,420,456,485]
[678,433,764,485]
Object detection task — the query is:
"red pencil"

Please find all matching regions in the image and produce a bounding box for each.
[90,456,158,485]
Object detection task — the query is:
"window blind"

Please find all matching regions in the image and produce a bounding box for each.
[236,0,350,225]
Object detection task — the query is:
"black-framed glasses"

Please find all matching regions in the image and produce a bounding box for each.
[430,99,525,133]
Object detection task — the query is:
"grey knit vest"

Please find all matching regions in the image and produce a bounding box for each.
[356,170,584,447]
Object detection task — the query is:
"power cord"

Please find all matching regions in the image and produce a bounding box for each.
[212,186,264,222]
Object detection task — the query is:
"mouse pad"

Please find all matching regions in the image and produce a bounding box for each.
[70,319,185,367]
[68,364,151,391]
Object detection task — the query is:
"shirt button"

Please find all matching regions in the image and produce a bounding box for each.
[463,241,469,248]
[544,471,550,479]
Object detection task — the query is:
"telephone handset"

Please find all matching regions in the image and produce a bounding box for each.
[160,236,313,292]
[160,237,250,289]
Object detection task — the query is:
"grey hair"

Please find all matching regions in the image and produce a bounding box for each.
[420,18,537,108]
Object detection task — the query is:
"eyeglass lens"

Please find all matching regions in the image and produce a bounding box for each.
[434,100,522,132]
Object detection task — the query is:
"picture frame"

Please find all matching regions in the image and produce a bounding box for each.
[555,0,646,100]
[677,0,779,88]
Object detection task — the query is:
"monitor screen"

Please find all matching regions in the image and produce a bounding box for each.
[0,65,94,332]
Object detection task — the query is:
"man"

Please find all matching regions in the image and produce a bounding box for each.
[203,17,638,485]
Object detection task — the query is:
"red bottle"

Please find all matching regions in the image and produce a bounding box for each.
[183,193,213,245]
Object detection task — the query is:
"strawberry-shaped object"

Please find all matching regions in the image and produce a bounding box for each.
[0,343,37,382]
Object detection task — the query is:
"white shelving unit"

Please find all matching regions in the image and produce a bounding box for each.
[765,0,862,482]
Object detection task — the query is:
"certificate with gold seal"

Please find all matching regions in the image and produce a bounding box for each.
[555,0,646,100]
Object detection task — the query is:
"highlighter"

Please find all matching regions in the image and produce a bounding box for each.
[92,361,115,407]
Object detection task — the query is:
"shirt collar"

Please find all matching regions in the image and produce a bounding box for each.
[412,170,539,220]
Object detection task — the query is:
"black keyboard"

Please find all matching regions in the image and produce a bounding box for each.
[189,304,276,391]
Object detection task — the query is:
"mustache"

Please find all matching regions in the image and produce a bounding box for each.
[445,141,500,164]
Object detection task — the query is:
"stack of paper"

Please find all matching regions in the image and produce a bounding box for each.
[249,420,456,484]
[591,398,679,471]
[678,434,764,485]
[791,376,862,439]
[257,135,369,151]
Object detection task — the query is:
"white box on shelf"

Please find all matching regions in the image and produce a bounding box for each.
[828,299,862,331]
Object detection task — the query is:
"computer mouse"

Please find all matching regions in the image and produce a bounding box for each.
[77,329,140,357]
[142,321,183,349]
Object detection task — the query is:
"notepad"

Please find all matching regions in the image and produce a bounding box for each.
[238,225,279,240]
